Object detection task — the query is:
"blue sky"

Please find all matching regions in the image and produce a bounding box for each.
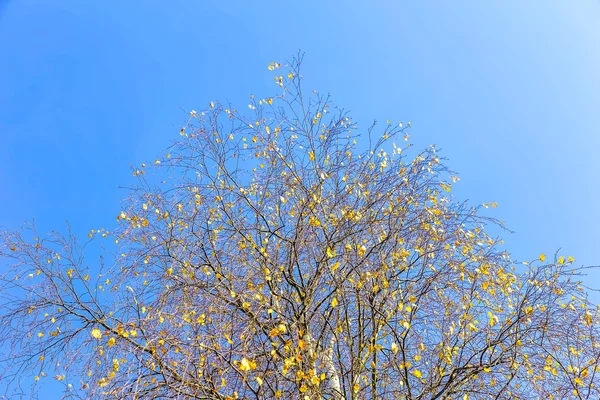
[1,0,600,397]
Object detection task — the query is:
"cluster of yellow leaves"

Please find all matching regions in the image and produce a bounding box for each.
[238,358,257,372]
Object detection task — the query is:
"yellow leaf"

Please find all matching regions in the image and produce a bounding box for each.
[391,342,398,354]
[269,327,280,337]
[326,247,336,258]
[278,323,287,334]
[107,337,116,347]
[309,216,321,227]
[412,370,422,378]
[309,151,315,161]
[239,358,257,371]
[331,297,338,307]
[539,254,546,262]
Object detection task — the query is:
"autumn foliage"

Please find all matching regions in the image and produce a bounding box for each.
[1,55,599,399]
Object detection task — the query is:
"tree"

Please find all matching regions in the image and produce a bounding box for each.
[1,55,599,399]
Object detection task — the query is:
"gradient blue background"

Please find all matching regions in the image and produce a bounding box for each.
[1,0,599,397]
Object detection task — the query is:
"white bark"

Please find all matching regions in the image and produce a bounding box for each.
[322,339,344,400]
[303,334,345,400]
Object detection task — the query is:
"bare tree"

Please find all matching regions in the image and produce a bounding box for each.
[2,54,599,399]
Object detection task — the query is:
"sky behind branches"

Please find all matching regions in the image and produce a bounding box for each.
[1,0,600,397]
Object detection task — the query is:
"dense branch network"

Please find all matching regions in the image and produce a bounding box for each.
[1,55,599,399]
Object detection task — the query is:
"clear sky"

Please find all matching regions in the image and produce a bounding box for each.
[1,0,600,397]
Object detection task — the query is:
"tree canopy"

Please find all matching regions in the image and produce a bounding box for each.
[1,55,599,399]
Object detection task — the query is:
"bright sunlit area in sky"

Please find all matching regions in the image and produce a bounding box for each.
[1,0,600,397]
